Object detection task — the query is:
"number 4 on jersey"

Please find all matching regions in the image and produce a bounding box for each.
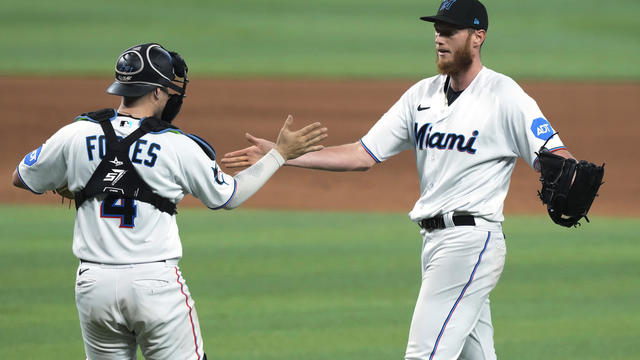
[101,197,137,228]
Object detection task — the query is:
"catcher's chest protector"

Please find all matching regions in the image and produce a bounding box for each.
[74,109,177,215]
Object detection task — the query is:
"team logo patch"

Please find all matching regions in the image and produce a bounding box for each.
[440,0,456,11]
[23,146,43,166]
[212,165,229,185]
[530,117,554,140]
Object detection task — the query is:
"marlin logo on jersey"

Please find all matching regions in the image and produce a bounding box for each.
[104,169,127,185]
[414,123,479,154]
[212,165,229,185]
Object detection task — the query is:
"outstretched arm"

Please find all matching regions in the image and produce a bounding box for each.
[286,141,377,171]
[223,115,328,209]
[221,135,377,172]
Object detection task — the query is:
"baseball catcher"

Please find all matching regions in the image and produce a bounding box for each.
[536,134,605,227]
[12,42,327,360]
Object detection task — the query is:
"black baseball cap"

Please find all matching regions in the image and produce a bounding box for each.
[420,0,488,31]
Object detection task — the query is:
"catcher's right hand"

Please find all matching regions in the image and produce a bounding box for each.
[220,134,272,170]
[221,115,326,171]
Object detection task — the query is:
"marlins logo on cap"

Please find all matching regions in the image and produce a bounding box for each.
[420,0,489,31]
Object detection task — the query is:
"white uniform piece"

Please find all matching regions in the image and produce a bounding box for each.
[17,115,236,264]
[17,113,283,360]
[74,259,203,360]
[360,67,565,360]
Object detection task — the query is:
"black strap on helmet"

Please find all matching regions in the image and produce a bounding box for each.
[74,109,178,215]
[161,50,189,123]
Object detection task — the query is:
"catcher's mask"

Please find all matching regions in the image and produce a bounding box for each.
[106,43,189,123]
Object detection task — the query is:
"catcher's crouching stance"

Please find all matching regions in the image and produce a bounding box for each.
[536,134,605,227]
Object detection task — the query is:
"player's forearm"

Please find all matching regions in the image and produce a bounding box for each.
[224,149,285,209]
[553,149,574,160]
[286,142,376,171]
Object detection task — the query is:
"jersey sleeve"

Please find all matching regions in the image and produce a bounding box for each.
[501,82,566,168]
[360,84,417,162]
[16,124,75,194]
[174,136,237,210]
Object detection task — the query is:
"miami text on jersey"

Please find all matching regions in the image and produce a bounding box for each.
[85,135,161,167]
[414,123,479,154]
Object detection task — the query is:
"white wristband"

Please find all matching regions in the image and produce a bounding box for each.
[224,148,285,209]
[268,148,286,166]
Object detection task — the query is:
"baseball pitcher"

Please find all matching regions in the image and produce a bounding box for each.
[12,43,327,360]
[221,1,604,359]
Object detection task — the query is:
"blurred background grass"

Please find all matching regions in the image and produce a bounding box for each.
[0,206,638,359]
[1,0,638,79]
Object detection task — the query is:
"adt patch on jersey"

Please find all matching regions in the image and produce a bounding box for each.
[530,117,554,140]
[23,146,43,166]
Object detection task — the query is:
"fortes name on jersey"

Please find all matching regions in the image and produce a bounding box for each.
[414,122,479,154]
[85,135,161,167]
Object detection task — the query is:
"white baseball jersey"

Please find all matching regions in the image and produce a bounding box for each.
[361,67,565,223]
[17,114,236,264]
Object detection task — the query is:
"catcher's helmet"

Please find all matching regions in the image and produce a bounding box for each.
[106,43,188,97]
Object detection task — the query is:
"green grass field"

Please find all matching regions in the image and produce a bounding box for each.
[1,0,638,358]
[0,205,638,359]
[1,0,639,79]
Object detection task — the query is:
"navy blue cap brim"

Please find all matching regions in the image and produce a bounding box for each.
[420,15,487,30]
[420,15,469,28]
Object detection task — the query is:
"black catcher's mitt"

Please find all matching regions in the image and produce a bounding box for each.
[536,145,605,227]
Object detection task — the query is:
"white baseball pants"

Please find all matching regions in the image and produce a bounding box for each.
[75,260,206,360]
[405,221,506,360]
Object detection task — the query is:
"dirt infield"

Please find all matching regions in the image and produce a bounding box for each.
[3,76,637,216]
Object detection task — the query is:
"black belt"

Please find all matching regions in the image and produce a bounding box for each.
[419,215,475,230]
[80,259,167,265]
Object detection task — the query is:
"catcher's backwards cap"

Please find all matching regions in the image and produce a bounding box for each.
[421,0,488,31]
[106,43,188,97]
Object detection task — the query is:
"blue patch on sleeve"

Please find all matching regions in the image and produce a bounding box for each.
[530,117,554,140]
[23,146,43,166]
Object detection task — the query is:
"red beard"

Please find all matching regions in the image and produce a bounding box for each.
[436,35,473,76]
